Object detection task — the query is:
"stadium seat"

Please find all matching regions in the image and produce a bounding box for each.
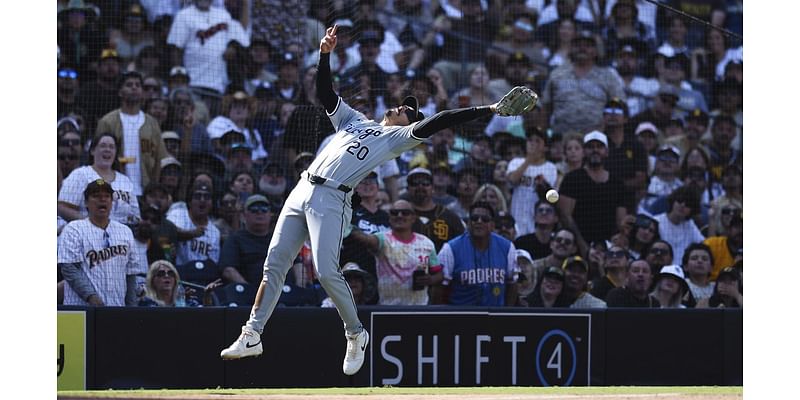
[213,282,257,307]
[176,259,221,286]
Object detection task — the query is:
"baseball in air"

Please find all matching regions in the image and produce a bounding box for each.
[546,189,559,203]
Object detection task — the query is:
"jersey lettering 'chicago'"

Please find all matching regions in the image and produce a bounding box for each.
[307,97,423,188]
[58,219,144,306]
[166,206,221,266]
[438,232,519,306]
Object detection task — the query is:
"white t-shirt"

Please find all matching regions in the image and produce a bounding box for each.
[166,207,221,266]
[119,111,145,196]
[506,158,558,236]
[167,5,250,93]
[654,213,705,263]
[58,166,141,225]
[375,231,439,306]
[58,219,144,306]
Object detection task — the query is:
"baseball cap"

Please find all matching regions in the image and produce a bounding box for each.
[657,265,689,292]
[543,266,566,281]
[401,96,425,123]
[244,194,271,209]
[572,30,596,45]
[144,182,170,197]
[358,30,382,46]
[686,108,710,125]
[562,256,589,272]
[160,156,182,169]
[364,170,379,179]
[230,142,253,153]
[583,131,608,148]
[717,266,740,282]
[619,44,636,55]
[635,122,658,137]
[169,66,189,79]
[515,249,534,265]
[496,211,516,227]
[100,48,120,61]
[253,81,276,99]
[657,144,681,158]
[407,167,432,178]
[604,97,628,117]
[431,160,451,173]
[525,126,550,144]
[341,262,370,278]
[333,18,354,29]
[161,131,180,141]
[507,52,531,66]
[84,179,115,198]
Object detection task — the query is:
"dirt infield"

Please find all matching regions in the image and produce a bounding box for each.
[58,394,742,400]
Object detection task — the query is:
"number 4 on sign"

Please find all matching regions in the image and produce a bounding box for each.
[547,342,562,379]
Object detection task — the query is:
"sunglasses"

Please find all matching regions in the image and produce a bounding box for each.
[58,69,78,79]
[553,236,573,246]
[603,107,625,115]
[58,154,79,161]
[155,269,176,278]
[389,209,414,217]
[470,214,493,223]
[192,192,212,201]
[606,250,628,259]
[536,207,555,215]
[408,180,432,187]
[650,248,669,256]
[60,139,81,147]
[247,205,272,214]
[721,208,739,216]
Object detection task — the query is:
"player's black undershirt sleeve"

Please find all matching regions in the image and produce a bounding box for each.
[412,106,495,139]
[59,262,98,302]
[316,52,339,114]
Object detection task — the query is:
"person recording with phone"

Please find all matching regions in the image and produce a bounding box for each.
[348,200,442,305]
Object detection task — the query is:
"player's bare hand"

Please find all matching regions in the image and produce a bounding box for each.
[320,25,338,53]
[87,294,104,306]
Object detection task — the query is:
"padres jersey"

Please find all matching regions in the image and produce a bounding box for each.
[374,231,440,306]
[439,232,519,306]
[166,207,221,266]
[307,98,423,188]
[58,166,141,225]
[58,219,144,306]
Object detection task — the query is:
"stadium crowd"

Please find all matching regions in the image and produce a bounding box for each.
[57,0,743,309]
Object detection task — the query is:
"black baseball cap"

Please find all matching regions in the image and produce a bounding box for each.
[543,266,566,282]
[84,179,115,199]
[402,96,425,123]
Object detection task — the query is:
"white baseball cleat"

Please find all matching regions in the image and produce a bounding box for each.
[220,326,263,360]
[342,329,369,375]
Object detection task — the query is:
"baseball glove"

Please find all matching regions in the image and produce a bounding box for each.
[495,86,538,116]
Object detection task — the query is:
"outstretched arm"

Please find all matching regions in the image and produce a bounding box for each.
[316,25,340,114]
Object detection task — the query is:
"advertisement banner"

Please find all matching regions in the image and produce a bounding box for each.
[369,311,591,387]
[57,310,86,390]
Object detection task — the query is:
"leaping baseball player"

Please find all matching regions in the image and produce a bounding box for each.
[220,24,538,376]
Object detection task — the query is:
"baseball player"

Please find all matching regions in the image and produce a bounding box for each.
[58,179,144,306]
[220,25,538,376]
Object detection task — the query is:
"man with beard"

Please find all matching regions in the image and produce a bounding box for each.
[605,259,660,307]
[704,115,742,181]
[614,45,659,118]
[58,180,143,306]
[590,245,630,301]
[558,132,629,256]
[78,49,121,126]
[166,183,221,266]
[530,228,578,288]
[220,195,276,286]
[257,162,288,207]
[96,71,168,195]
[644,240,674,277]
[408,168,465,252]
[559,256,606,308]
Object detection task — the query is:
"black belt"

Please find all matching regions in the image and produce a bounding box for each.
[307,173,352,193]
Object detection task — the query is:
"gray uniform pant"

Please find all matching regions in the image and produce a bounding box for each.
[245,179,363,336]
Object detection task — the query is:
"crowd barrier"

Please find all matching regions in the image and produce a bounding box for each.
[57,306,742,390]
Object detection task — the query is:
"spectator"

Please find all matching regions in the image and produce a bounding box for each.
[494,211,517,242]
[408,74,447,116]
[167,0,250,102]
[446,168,481,222]
[212,190,242,245]
[58,179,144,306]
[207,91,269,163]
[525,266,566,308]
[340,31,390,105]
[228,171,255,199]
[614,45,660,118]
[167,182,222,266]
[57,65,82,120]
[408,168,466,252]
[555,134,584,188]
[709,79,743,149]
[57,0,105,80]
[603,97,648,211]
[514,249,537,306]
[167,87,214,157]
[658,52,708,114]
[602,0,656,63]
[690,25,737,86]
[634,122,660,176]
[679,108,711,152]
[161,131,181,158]
[273,52,303,103]
[541,30,626,135]
[653,186,704,262]
[59,133,141,226]
[559,131,629,255]
[430,162,457,208]
[78,49,122,126]
[320,263,375,308]
[515,200,560,260]
[606,259,660,307]
[655,15,690,61]
[449,65,498,109]
[625,214,660,259]
[533,226,580,282]
[380,0,437,75]
[57,125,83,179]
[649,264,689,308]
[138,260,210,307]
[158,156,183,202]
[707,197,742,238]
[590,245,630,301]
[704,116,742,181]
[473,184,508,217]
[453,136,495,185]
[492,159,513,204]
[349,200,442,305]
[627,84,680,133]
[304,18,358,76]
[143,183,174,218]
[704,212,742,281]
[536,1,595,52]
[109,3,155,64]
[429,0,498,92]
[709,165,742,219]
[543,18,577,69]
[244,37,278,94]
[257,162,289,207]
[697,266,742,308]
[560,255,607,308]
[145,97,170,130]
[647,144,684,199]
[644,239,674,276]
[507,127,557,236]
[488,18,548,79]
[133,204,180,266]
[219,195,276,286]
[682,242,716,305]
[340,172,391,281]
[95,71,168,195]
[439,202,520,306]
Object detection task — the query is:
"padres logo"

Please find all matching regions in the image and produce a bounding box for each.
[492,286,502,297]
[433,220,449,240]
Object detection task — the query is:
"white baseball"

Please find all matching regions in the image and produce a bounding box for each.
[546,189,559,203]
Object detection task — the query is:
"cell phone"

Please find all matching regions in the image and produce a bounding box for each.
[635,215,652,229]
[412,269,427,291]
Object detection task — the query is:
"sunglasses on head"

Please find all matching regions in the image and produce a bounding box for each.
[155,269,176,278]
[247,205,272,214]
[58,69,78,79]
[389,209,414,217]
[469,214,493,223]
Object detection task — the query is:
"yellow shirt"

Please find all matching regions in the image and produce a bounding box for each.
[704,236,735,281]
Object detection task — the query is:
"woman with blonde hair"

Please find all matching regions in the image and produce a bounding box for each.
[472,183,508,215]
[139,260,221,307]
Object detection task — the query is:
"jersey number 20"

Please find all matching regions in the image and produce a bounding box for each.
[346,141,370,160]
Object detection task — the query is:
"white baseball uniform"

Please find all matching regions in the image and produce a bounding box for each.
[58,219,144,306]
[166,207,221,266]
[58,166,141,226]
